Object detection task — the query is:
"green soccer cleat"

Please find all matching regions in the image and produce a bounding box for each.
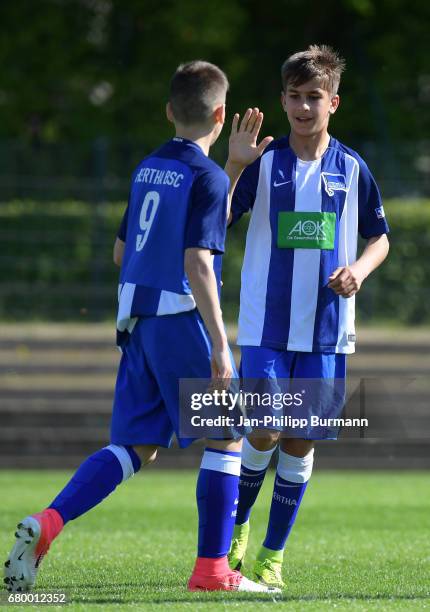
[253,546,285,589]
[228,521,250,570]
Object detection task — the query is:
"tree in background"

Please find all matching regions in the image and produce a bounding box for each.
[0,0,429,151]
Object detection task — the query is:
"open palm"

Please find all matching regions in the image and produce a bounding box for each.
[228,107,273,167]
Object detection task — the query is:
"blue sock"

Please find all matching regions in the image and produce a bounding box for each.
[263,448,314,551]
[235,466,268,525]
[196,448,241,558]
[49,444,141,524]
[263,473,308,550]
[235,438,276,525]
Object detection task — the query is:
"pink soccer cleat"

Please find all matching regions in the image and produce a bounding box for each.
[4,509,63,592]
[187,555,280,593]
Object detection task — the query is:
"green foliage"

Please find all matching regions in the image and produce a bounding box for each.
[363,199,430,324]
[0,200,124,320]
[1,198,429,323]
[0,1,429,148]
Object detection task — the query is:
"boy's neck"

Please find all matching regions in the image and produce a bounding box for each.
[289,131,330,161]
[174,127,213,156]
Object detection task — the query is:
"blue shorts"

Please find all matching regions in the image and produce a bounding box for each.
[240,346,346,439]
[111,310,237,449]
[240,346,346,380]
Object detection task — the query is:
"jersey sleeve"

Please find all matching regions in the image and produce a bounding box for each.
[357,161,390,239]
[117,204,129,241]
[184,170,228,254]
[229,157,261,226]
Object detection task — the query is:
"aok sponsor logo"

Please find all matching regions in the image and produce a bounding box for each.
[288,219,327,240]
[277,212,336,250]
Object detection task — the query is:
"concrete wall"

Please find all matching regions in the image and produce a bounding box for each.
[1,325,429,470]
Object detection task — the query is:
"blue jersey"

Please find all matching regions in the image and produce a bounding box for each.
[231,136,389,354]
[117,137,228,340]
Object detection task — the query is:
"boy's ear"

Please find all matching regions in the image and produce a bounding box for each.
[280,91,287,112]
[213,103,225,125]
[329,94,340,114]
[166,102,174,123]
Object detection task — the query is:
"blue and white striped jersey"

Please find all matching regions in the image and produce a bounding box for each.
[116,137,228,342]
[231,136,389,354]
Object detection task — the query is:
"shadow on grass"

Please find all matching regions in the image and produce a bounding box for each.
[57,582,430,605]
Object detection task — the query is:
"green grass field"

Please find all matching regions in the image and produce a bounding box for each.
[1,470,429,610]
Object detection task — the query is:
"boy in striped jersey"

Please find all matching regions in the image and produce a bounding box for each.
[226,45,389,588]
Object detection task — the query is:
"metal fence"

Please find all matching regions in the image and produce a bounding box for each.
[1,138,430,201]
[1,139,429,323]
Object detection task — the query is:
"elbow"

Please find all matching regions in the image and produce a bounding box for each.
[113,239,125,267]
[383,234,390,258]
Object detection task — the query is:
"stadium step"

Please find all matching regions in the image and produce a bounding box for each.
[1,324,429,469]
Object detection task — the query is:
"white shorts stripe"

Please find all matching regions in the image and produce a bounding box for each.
[156,290,196,316]
[116,282,136,332]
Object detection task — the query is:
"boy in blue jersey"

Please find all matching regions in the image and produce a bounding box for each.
[226,46,390,588]
[4,61,277,594]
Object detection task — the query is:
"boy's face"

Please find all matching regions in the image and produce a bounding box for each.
[281,78,339,137]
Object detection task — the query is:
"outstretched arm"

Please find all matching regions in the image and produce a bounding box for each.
[328,234,389,298]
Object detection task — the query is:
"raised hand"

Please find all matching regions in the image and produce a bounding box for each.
[228,107,274,169]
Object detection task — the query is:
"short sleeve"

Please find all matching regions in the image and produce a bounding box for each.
[117,204,129,241]
[184,170,228,254]
[358,161,390,239]
[230,157,261,227]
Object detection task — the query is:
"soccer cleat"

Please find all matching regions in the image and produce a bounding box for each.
[188,569,280,593]
[4,510,63,592]
[253,553,285,589]
[237,575,281,593]
[228,520,250,570]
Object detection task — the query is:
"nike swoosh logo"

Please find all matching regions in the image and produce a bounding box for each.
[273,180,292,187]
[17,551,25,560]
[275,479,302,488]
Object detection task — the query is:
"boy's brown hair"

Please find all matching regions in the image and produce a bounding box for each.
[169,60,229,125]
[281,45,345,94]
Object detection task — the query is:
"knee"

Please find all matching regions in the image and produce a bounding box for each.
[132,444,158,466]
[205,439,243,453]
[248,430,280,452]
[280,438,314,458]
